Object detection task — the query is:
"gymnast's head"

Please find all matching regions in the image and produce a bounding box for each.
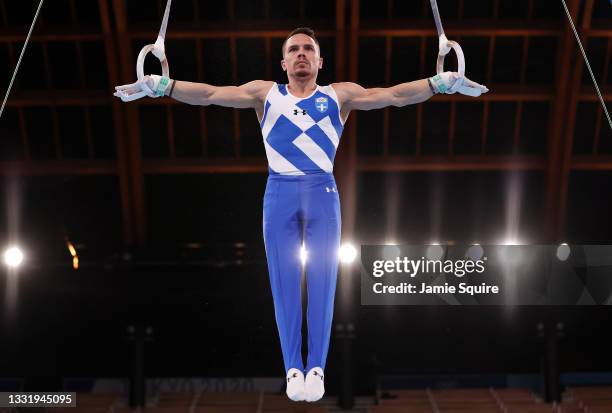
[281,27,323,81]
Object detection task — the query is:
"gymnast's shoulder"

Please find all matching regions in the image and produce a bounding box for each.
[330,82,381,110]
[239,80,275,99]
[329,82,366,96]
[329,82,367,102]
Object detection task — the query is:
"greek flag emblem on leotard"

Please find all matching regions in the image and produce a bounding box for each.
[315,97,328,113]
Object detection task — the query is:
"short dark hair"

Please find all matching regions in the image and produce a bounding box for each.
[282,27,319,56]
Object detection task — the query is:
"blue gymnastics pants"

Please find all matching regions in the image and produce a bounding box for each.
[263,172,341,374]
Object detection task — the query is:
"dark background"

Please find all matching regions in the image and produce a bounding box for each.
[0,0,611,393]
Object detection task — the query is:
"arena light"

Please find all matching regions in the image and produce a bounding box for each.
[66,239,79,270]
[339,243,357,264]
[300,245,308,265]
[4,246,24,268]
[556,243,571,261]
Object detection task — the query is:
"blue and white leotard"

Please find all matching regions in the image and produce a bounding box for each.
[260,83,344,373]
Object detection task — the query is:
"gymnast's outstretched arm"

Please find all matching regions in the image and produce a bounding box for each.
[114,76,273,114]
[333,79,433,113]
[163,79,273,109]
[333,72,488,116]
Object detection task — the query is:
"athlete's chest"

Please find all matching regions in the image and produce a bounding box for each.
[268,94,337,126]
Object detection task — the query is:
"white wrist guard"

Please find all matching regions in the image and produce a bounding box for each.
[429,72,489,97]
[144,75,172,97]
[429,72,461,94]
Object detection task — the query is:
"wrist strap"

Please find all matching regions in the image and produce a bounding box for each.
[168,79,177,97]
[429,74,448,94]
[155,76,170,97]
[427,78,436,95]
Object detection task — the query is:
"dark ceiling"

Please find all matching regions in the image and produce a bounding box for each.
[0,0,611,256]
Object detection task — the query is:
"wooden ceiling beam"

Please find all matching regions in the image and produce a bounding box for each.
[0,160,116,176]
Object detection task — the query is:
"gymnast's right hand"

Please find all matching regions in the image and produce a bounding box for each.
[114,75,172,102]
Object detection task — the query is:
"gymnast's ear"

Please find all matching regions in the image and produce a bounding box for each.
[319,57,323,69]
[281,59,287,72]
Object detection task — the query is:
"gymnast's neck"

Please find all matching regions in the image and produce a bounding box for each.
[286,75,318,98]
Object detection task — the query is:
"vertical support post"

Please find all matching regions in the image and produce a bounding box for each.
[112,0,148,246]
[544,0,587,242]
[99,0,136,247]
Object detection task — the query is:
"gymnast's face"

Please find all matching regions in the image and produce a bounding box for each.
[281,34,323,81]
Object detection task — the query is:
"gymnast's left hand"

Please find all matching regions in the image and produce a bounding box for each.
[429,72,489,97]
[113,77,150,102]
[113,75,172,102]
[456,75,489,97]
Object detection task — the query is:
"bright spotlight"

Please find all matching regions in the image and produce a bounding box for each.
[4,246,24,268]
[339,243,357,264]
[300,245,308,265]
[556,243,571,261]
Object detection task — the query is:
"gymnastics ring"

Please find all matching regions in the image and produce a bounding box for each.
[136,38,170,81]
[436,39,465,93]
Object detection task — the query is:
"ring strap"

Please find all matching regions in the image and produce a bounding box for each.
[429,0,445,38]
[158,0,172,41]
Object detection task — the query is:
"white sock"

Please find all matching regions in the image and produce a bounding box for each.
[285,368,305,402]
[304,367,325,402]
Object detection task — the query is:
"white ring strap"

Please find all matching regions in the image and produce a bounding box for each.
[429,0,446,42]
[136,0,172,81]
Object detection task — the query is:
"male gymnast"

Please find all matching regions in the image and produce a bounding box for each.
[114,27,488,402]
